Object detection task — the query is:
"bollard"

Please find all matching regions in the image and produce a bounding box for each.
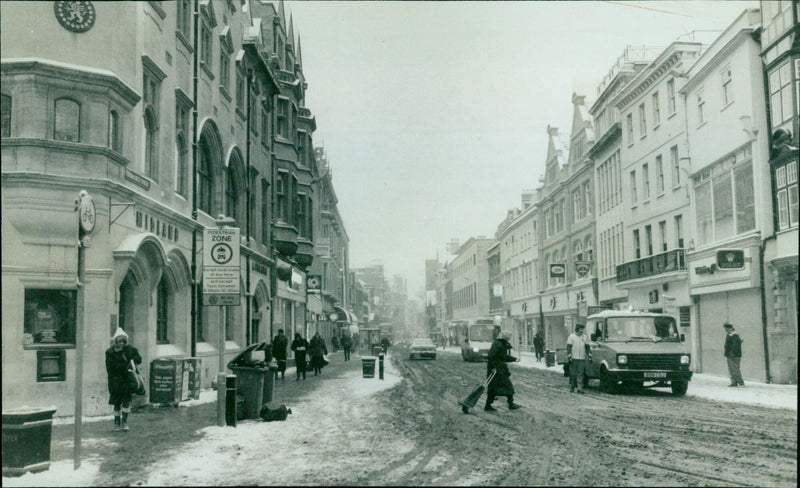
[225,375,237,427]
[378,353,384,380]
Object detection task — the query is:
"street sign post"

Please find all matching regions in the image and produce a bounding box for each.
[203,221,240,427]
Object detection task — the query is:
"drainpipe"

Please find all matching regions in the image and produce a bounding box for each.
[759,235,775,384]
[245,69,253,345]
[190,0,199,358]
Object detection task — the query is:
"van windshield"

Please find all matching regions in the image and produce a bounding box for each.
[604,316,679,342]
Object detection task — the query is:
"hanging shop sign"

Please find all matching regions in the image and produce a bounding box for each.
[575,261,592,279]
[549,263,565,278]
[54,1,96,33]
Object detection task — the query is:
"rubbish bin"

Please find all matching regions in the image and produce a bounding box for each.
[362,357,376,378]
[545,350,555,367]
[2,406,57,477]
[228,342,278,420]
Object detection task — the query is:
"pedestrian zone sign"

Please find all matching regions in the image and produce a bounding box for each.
[203,227,240,306]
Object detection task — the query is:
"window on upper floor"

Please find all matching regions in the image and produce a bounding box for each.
[642,163,650,200]
[144,107,158,180]
[633,229,641,259]
[277,98,289,139]
[655,155,664,194]
[176,0,191,38]
[776,160,799,231]
[276,171,289,222]
[573,188,583,222]
[667,79,676,115]
[220,51,230,94]
[769,61,794,131]
[2,94,12,138]
[638,103,646,137]
[674,214,684,249]
[142,66,162,180]
[626,113,633,144]
[645,224,653,256]
[108,110,120,152]
[696,90,706,126]
[175,132,188,198]
[670,145,680,188]
[630,170,638,204]
[555,200,564,233]
[694,147,756,245]
[198,138,214,215]
[261,179,270,244]
[652,91,661,126]
[721,66,733,106]
[54,98,80,142]
[200,23,213,68]
[236,70,245,113]
[261,103,269,148]
[659,220,667,252]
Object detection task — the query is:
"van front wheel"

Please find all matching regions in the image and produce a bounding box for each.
[600,368,616,394]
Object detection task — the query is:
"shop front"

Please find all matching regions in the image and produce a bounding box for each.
[687,239,766,381]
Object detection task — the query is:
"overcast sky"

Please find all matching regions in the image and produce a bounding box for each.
[284,1,757,296]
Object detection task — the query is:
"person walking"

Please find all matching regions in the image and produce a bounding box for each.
[533,331,545,363]
[485,331,522,411]
[105,327,142,432]
[380,336,391,354]
[331,334,340,353]
[309,332,328,376]
[272,329,288,381]
[566,324,588,394]
[341,334,352,361]
[723,323,745,387]
[291,333,309,381]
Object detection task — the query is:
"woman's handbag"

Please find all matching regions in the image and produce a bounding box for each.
[128,359,146,396]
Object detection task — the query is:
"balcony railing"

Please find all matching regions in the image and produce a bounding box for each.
[616,249,686,283]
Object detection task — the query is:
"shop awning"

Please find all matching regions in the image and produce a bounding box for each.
[331,306,358,324]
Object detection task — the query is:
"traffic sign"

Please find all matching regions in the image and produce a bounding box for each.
[203,227,240,305]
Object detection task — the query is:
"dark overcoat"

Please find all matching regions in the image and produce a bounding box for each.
[309,336,328,369]
[105,345,142,405]
[486,338,516,397]
[273,334,288,372]
[291,338,309,373]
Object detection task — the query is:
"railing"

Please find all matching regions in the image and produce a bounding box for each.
[616,249,686,283]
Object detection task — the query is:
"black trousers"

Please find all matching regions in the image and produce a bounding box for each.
[486,393,514,406]
[343,349,351,361]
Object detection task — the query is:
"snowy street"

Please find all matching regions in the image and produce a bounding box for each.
[5,346,797,487]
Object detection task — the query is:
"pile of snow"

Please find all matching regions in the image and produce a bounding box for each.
[3,459,100,488]
[143,359,405,486]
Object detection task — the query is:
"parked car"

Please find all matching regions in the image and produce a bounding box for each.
[583,310,693,395]
[408,337,437,360]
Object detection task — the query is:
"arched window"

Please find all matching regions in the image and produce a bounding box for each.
[54,98,80,142]
[226,161,240,223]
[144,107,158,180]
[156,277,169,344]
[574,240,584,262]
[1,94,11,137]
[198,139,213,215]
[108,110,120,151]
[175,132,188,197]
